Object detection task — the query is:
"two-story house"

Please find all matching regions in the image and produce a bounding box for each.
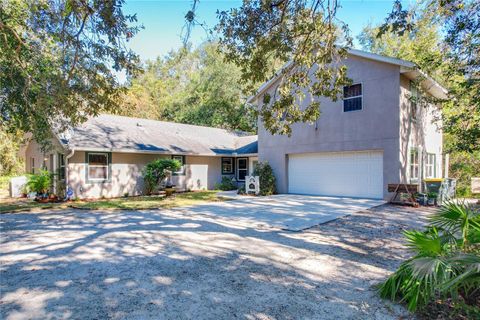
[248,49,447,200]
[22,49,446,200]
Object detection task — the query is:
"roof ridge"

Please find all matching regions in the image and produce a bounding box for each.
[97,114,256,137]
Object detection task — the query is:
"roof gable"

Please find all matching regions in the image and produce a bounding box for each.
[247,49,448,102]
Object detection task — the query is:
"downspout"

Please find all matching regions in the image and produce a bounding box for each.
[444,153,449,178]
[65,148,75,198]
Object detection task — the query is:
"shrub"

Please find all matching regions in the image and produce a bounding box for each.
[252,161,276,196]
[215,176,237,191]
[449,151,480,198]
[27,170,52,196]
[143,159,181,195]
[379,201,480,312]
[237,184,246,195]
[0,129,24,176]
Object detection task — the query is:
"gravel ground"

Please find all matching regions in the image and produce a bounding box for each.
[0,203,436,319]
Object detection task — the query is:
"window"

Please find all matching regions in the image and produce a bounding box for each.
[425,153,436,178]
[58,153,66,180]
[222,157,234,174]
[87,152,109,182]
[49,154,54,171]
[343,84,362,112]
[30,158,35,174]
[171,155,185,175]
[251,160,258,175]
[410,81,418,121]
[409,149,419,181]
[237,158,248,181]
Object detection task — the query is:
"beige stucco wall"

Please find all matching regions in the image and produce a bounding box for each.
[24,138,64,174]
[67,152,225,199]
[256,55,403,199]
[185,156,223,190]
[68,151,158,198]
[399,75,443,183]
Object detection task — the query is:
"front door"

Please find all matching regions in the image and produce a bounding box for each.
[237,158,248,181]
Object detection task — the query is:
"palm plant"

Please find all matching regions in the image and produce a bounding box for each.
[379,201,480,312]
[27,169,52,197]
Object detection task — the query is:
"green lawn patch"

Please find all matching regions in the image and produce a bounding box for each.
[0,190,226,213]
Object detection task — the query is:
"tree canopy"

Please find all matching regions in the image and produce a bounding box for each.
[120,42,256,133]
[365,0,480,153]
[216,0,352,136]
[0,0,141,147]
[360,0,480,196]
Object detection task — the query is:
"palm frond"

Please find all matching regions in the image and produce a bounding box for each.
[380,202,480,312]
[431,201,468,232]
[442,253,480,295]
[403,228,444,255]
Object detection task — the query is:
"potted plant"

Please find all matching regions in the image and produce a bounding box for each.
[165,182,176,197]
[427,192,438,206]
[27,170,52,202]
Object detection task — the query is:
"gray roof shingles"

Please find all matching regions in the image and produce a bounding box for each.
[63,114,258,156]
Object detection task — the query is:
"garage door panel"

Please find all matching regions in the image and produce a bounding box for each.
[288,151,383,199]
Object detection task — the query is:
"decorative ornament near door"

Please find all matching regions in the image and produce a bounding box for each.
[245,176,260,195]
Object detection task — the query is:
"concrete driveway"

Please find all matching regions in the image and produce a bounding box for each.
[0,199,430,320]
[189,194,385,231]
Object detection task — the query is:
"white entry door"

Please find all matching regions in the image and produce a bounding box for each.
[288,151,383,199]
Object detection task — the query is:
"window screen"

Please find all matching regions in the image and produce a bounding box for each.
[222,158,234,174]
[425,153,436,178]
[343,84,362,112]
[409,149,419,181]
[88,153,109,181]
[172,155,185,175]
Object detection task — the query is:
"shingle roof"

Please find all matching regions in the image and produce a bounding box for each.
[62,114,258,156]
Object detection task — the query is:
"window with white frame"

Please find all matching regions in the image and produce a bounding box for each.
[425,153,436,178]
[409,149,419,181]
[171,155,185,175]
[343,84,362,112]
[87,153,109,181]
[237,158,248,181]
[58,153,66,180]
[222,157,234,174]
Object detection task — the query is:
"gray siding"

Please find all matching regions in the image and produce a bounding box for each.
[257,55,403,199]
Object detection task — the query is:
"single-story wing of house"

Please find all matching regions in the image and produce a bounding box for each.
[24,114,258,199]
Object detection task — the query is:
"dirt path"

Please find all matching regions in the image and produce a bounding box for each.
[0,203,434,319]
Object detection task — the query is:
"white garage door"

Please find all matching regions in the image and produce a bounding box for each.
[288,151,383,199]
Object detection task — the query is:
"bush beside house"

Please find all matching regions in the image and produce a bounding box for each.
[253,161,276,196]
[143,159,181,195]
[215,176,237,191]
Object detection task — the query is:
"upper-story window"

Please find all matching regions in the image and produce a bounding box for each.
[343,84,362,112]
[410,81,418,121]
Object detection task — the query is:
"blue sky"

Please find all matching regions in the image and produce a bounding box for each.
[124,0,412,62]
